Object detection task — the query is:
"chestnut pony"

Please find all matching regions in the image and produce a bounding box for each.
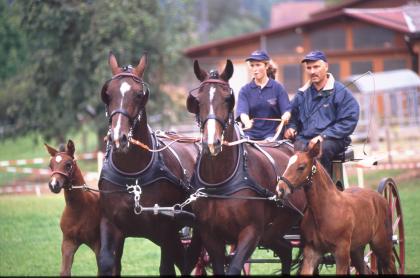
[186,60,306,275]
[97,52,200,275]
[45,139,100,276]
[276,140,397,274]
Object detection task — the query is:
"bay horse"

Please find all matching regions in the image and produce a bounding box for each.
[276,140,397,274]
[45,139,101,276]
[186,60,306,275]
[98,52,200,275]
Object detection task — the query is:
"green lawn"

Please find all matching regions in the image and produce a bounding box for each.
[0,179,419,275]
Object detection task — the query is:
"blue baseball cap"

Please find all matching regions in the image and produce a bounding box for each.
[245,50,270,62]
[301,50,327,63]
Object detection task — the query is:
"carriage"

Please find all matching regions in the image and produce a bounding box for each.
[61,51,404,275]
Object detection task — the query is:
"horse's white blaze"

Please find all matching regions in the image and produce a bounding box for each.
[55,155,62,163]
[120,82,131,97]
[207,86,217,149]
[112,81,131,147]
[50,177,57,187]
[284,155,298,173]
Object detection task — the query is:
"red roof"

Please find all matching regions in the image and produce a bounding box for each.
[270,1,324,28]
[344,4,420,33]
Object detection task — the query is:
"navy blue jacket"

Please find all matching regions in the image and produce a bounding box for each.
[236,78,290,140]
[288,74,359,145]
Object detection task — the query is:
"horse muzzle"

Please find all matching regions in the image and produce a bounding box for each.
[276,181,291,199]
[202,140,222,156]
[48,178,63,194]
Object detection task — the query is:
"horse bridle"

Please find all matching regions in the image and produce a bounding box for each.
[103,71,150,141]
[280,159,318,193]
[49,153,77,187]
[189,79,234,133]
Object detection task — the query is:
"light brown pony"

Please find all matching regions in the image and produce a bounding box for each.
[276,140,397,274]
[45,140,100,276]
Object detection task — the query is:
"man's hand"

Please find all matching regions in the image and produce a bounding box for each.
[309,135,323,149]
[281,111,291,125]
[284,128,297,140]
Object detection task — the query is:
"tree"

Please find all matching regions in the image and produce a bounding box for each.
[0,0,196,147]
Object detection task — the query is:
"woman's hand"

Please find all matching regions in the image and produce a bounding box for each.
[240,114,254,130]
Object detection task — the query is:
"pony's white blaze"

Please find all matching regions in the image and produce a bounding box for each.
[284,155,298,173]
[207,86,217,153]
[55,155,62,163]
[112,82,131,147]
[50,176,58,187]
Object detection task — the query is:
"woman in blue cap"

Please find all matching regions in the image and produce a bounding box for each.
[236,50,291,140]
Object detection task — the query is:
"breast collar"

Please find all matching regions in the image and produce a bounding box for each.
[99,132,188,191]
[191,125,274,198]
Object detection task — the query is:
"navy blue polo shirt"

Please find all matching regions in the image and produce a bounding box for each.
[236,78,290,140]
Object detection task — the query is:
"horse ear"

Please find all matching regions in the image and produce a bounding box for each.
[220,59,234,81]
[309,139,321,158]
[67,140,75,158]
[194,60,208,82]
[133,52,148,78]
[44,143,58,157]
[108,51,122,75]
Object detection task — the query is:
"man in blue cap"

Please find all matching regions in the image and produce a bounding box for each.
[236,50,291,140]
[285,50,360,179]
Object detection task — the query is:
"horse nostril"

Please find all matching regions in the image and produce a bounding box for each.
[120,134,128,146]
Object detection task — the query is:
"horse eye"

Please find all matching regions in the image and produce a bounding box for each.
[297,164,305,171]
[65,163,72,171]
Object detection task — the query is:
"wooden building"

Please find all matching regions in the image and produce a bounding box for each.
[184,0,420,98]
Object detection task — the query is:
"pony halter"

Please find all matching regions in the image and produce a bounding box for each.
[280,160,318,192]
[49,153,77,186]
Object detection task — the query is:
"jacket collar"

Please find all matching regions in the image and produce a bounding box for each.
[250,78,274,89]
[298,73,335,93]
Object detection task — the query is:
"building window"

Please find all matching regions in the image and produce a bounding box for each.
[328,63,341,79]
[351,61,372,75]
[309,27,345,50]
[353,26,394,49]
[266,33,303,54]
[283,64,301,93]
[383,59,407,71]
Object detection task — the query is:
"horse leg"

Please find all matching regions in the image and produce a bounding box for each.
[98,217,125,275]
[201,232,226,275]
[371,240,397,274]
[334,245,351,274]
[90,239,101,276]
[159,230,182,275]
[183,227,203,274]
[260,237,293,274]
[60,238,79,276]
[227,227,260,275]
[350,246,371,274]
[300,246,322,275]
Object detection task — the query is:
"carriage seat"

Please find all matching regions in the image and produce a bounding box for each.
[332,146,354,162]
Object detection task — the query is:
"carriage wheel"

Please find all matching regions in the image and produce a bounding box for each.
[376,177,405,274]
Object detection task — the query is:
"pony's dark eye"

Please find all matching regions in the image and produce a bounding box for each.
[297,164,305,172]
[65,163,73,172]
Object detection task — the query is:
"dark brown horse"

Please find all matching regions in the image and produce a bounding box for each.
[276,140,397,274]
[45,139,101,276]
[186,60,306,275]
[97,52,200,275]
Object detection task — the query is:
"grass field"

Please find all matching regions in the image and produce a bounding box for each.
[1,134,420,275]
[0,177,419,276]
